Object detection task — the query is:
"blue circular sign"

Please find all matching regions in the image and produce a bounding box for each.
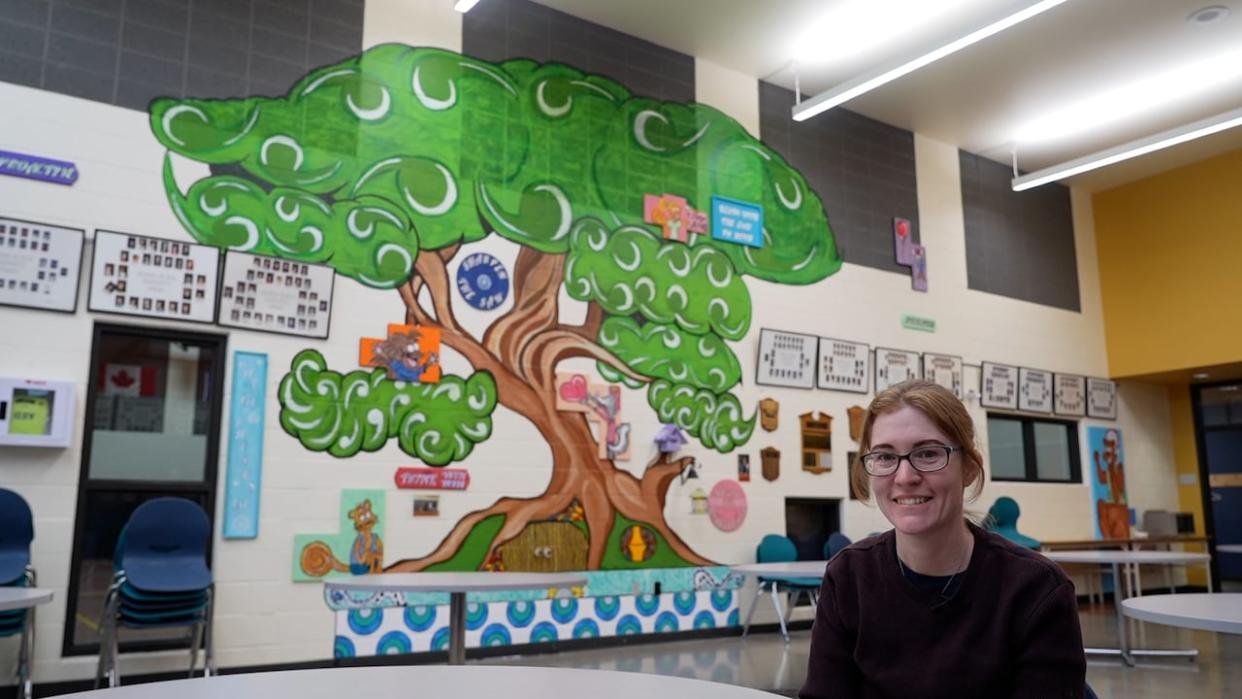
[455,252,510,311]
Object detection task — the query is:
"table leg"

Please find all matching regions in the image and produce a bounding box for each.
[1114,563,1134,666]
[770,584,789,644]
[448,592,467,665]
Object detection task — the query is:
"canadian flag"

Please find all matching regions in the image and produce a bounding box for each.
[101,364,157,397]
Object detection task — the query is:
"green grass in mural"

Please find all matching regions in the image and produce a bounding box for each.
[425,514,505,571]
[600,513,695,569]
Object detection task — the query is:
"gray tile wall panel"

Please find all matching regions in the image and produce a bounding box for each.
[463,0,695,103]
[959,151,1080,311]
[758,81,920,275]
[2,0,365,111]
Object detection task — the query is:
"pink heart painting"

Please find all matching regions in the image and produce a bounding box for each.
[558,374,588,403]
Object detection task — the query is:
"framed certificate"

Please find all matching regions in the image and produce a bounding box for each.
[980,362,1019,410]
[756,328,817,389]
[0,217,84,313]
[88,230,220,324]
[817,337,870,393]
[217,251,335,339]
[1086,377,1117,419]
[1018,367,1053,413]
[875,347,921,393]
[1053,374,1086,416]
[922,353,963,398]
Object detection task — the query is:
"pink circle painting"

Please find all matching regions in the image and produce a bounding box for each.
[708,480,747,532]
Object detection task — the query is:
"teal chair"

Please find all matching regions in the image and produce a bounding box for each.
[986,497,1040,549]
[742,535,821,643]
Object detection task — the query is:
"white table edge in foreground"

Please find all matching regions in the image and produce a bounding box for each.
[0,587,53,612]
[1122,594,1242,635]
[56,665,780,698]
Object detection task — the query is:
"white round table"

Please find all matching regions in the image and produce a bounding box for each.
[1044,549,1212,665]
[1122,593,1242,634]
[56,665,780,698]
[730,561,828,643]
[0,587,53,612]
[324,572,587,664]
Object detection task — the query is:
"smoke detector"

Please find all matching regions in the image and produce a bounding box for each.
[1188,5,1230,24]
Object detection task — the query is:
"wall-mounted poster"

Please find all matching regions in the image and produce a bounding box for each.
[218,251,335,338]
[1018,367,1053,413]
[756,328,817,389]
[922,353,963,398]
[1086,377,1118,419]
[0,217,84,313]
[980,362,1019,409]
[222,352,266,539]
[88,230,220,323]
[1054,374,1086,416]
[1087,426,1129,539]
[817,337,869,393]
[874,347,921,392]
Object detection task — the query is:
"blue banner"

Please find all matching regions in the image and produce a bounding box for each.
[710,195,763,248]
[223,352,268,539]
[0,150,79,186]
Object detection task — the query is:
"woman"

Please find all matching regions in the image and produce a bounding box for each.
[801,380,1085,698]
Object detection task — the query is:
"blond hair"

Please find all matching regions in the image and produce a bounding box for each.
[851,380,985,502]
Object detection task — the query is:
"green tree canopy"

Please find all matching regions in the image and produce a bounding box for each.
[150,43,842,459]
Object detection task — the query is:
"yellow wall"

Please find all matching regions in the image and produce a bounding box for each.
[1093,148,1242,379]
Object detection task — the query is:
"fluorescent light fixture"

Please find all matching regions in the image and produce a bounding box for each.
[792,0,1069,122]
[1015,47,1242,143]
[792,0,975,65]
[454,0,481,12]
[1011,104,1242,190]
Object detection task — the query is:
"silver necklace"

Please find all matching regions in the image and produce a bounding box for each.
[898,546,971,598]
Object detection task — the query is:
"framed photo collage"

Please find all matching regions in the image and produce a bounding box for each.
[0,217,338,339]
[754,327,1117,420]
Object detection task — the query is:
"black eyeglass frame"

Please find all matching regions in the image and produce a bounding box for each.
[859,445,963,476]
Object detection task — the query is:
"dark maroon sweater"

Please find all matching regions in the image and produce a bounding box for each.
[800,523,1085,699]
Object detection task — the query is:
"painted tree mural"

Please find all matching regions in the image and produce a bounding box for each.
[151,45,841,571]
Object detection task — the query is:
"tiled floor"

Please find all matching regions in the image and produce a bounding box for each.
[482,603,1242,697]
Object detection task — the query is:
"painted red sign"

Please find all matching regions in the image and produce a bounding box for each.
[393,468,471,490]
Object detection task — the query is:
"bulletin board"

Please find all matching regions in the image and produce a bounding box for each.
[218,251,335,338]
[756,328,817,389]
[0,216,84,313]
[87,230,220,324]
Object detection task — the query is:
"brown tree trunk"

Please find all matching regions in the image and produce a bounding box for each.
[384,254,714,573]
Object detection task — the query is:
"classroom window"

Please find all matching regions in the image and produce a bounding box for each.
[986,414,1081,483]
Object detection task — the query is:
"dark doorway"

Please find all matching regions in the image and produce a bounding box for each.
[1193,382,1242,585]
[63,323,226,655]
[785,497,842,561]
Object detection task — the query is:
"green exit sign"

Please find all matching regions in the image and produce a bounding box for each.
[901,314,936,333]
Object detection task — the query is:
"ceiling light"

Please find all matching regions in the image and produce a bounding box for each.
[1193,373,1210,379]
[792,0,975,65]
[1014,47,1242,143]
[793,0,1070,122]
[1011,104,1242,190]
[454,0,481,13]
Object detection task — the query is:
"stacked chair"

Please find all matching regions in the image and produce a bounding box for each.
[96,498,215,688]
[742,534,822,643]
[0,489,36,699]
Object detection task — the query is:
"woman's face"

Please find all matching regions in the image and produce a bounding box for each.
[869,405,969,539]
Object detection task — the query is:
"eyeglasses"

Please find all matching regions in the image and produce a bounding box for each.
[860,445,961,476]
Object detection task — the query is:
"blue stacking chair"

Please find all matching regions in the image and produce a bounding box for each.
[0,489,36,699]
[824,532,852,560]
[985,497,1041,549]
[742,534,822,643]
[96,498,215,688]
